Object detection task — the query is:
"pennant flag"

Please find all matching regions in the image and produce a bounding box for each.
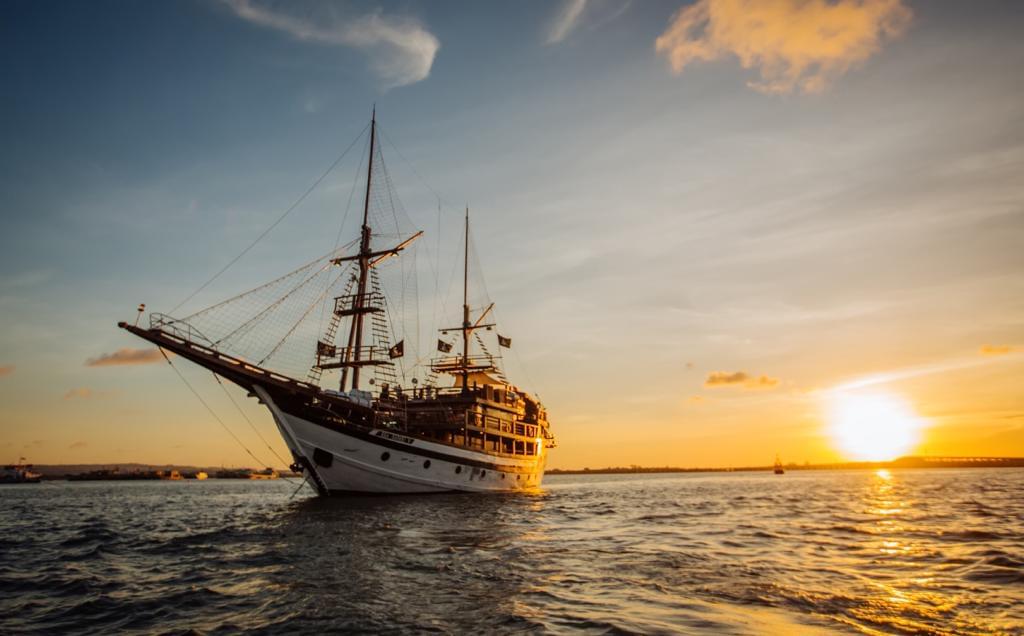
[317,341,336,357]
[388,340,404,359]
[437,339,453,353]
[497,334,512,348]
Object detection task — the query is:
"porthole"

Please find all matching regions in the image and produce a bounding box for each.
[313,448,333,468]
[381,452,391,461]
[455,466,462,474]
[423,460,431,469]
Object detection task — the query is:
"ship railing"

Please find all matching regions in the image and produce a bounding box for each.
[149,313,217,350]
[429,355,497,373]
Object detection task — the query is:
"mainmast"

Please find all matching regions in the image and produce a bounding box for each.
[341,106,377,392]
[461,207,470,394]
[322,107,421,392]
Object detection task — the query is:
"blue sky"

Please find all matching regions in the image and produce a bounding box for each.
[2,0,1022,468]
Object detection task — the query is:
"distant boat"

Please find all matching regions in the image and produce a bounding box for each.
[215,468,250,479]
[774,455,785,475]
[194,471,208,480]
[249,468,279,480]
[159,470,183,481]
[1,458,42,484]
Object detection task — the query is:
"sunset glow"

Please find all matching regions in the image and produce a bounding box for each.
[1,2,1023,471]
[828,392,926,461]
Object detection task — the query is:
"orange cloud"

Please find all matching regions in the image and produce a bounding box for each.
[64,388,93,400]
[687,395,708,404]
[68,441,88,449]
[979,344,1014,356]
[0,364,13,377]
[85,348,164,367]
[705,370,780,389]
[655,0,912,93]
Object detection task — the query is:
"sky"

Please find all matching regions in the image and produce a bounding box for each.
[1,0,1022,470]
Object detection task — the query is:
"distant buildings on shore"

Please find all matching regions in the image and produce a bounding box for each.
[20,464,295,481]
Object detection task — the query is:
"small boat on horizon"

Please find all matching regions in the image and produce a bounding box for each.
[248,468,279,480]
[774,455,785,475]
[1,458,42,484]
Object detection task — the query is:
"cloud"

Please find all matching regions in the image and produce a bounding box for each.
[68,441,88,450]
[687,395,708,404]
[64,388,94,400]
[0,365,13,377]
[85,348,164,367]
[222,0,440,88]
[980,344,1014,356]
[705,370,780,389]
[547,0,587,44]
[655,0,912,93]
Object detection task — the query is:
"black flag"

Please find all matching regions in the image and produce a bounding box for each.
[437,339,453,353]
[497,334,512,348]
[388,340,404,359]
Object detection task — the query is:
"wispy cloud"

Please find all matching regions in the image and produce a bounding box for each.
[68,440,88,450]
[0,365,13,378]
[547,0,588,44]
[828,351,1024,393]
[655,0,911,93]
[64,388,94,400]
[980,344,1015,356]
[221,0,440,88]
[705,371,780,389]
[85,348,164,367]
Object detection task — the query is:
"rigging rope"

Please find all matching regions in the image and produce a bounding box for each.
[211,372,292,470]
[157,347,292,477]
[259,266,348,366]
[170,122,371,315]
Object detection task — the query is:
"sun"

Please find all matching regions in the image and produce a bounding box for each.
[827,391,926,461]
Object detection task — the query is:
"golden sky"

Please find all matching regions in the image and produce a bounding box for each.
[1,0,1022,469]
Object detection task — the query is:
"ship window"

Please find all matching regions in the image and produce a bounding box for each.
[313,448,333,468]
[423,460,431,469]
[381,452,390,462]
[455,466,462,474]
[480,470,486,479]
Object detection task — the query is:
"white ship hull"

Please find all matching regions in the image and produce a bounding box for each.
[256,387,547,494]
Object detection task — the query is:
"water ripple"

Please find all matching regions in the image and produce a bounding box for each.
[1,470,1022,634]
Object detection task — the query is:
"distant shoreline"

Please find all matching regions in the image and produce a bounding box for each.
[17,456,1023,480]
[11,463,300,481]
[547,456,1024,475]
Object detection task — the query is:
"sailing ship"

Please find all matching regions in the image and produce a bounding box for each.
[119,110,553,495]
[774,455,785,475]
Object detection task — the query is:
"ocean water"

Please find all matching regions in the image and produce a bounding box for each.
[1,469,1021,634]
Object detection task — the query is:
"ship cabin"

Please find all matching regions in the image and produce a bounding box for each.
[372,371,551,459]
